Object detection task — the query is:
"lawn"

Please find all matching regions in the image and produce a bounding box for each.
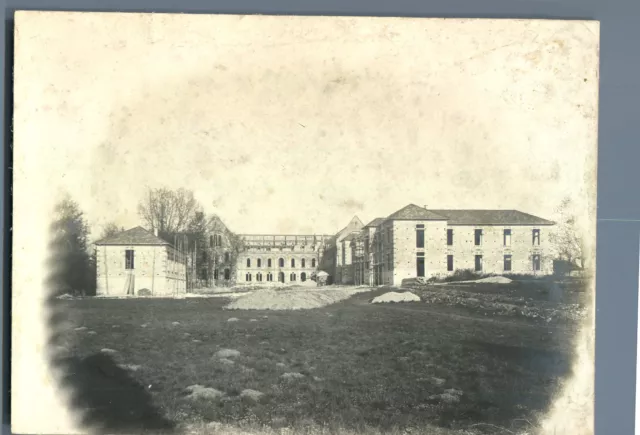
[49,282,583,435]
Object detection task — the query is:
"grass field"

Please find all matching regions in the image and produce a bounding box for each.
[50,281,586,435]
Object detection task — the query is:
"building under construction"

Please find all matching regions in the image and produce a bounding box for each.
[94,226,188,297]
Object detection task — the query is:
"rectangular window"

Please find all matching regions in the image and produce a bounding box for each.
[475,255,483,272]
[224,252,230,262]
[210,235,214,247]
[125,250,134,270]
[447,229,453,246]
[504,255,512,272]
[387,254,392,270]
[532,229,540,245]
[257,258,262,268]
[533,254,541,271]
[447,255,454,271]
[503,229,511,246]
[416,226,425,249]
[246,258,251,268]
[291,258,296,268]
[268,258,272,267]
[416,256,425,277]
[474,229,483,246]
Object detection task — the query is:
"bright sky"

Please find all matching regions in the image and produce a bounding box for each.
[15,14,599,238]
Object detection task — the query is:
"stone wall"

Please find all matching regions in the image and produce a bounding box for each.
[235,247,320,285]
[96,244,186,296]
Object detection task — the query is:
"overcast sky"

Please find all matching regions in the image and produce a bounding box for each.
[15,14,599,238]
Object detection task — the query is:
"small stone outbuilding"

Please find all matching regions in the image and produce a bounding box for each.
[94,226,187,297]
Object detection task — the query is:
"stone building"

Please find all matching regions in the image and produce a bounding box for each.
[329,216,364,284]
[234,234,333,285]
[368,204,555,286]
[352,218,385,286]
[95,226,187,296]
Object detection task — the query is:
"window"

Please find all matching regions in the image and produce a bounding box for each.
[291,258,296,268]
[532,229,540,246]
[214,269,219,280]
[257,258,262,268]
[504,229,511,246]
[447,255,454,271]
[267,273,273,282]
[224,268,230,280]
[504,255,512,272]
[302,259,306,268]
[224,252,230,262]
[125,250,134,269]
[474,229,483,246]
[312,258,316,268]
[210,235,214,247]
[257,273,263,282]
[218,235,222,246]
[301,272,307,282]
[245,273,252,282]
[290,273,296,282]
[386,254,392,270]
[416,252,425,277]
[279,258,285,268]
[416,224,425,249]
[475,255,483,272]
[246,258,251,268]
[278,272,285,282]
[532,254,541,271]
[447,229,453,246]
[268,258,272,267]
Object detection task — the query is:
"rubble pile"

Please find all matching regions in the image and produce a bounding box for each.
[410,286,588,324]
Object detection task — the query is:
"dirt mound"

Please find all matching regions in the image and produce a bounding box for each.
[225,287,371,310]
[371,291,421,304]
[455,276,513,284]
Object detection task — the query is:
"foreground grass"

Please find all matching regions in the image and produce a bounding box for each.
[52,286,577,434]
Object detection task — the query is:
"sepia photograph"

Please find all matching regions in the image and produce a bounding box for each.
[11,12,599,435]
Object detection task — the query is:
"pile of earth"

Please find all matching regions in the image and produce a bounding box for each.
[225,287,372,310]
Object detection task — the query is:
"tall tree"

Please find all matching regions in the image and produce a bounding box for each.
[50,195,94,296]
[550,197,586,270]
[137,187,202,233]
[99,222,125,240]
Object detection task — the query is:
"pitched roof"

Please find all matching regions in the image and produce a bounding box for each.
[364,218,385,228]
[94,226,170,246]
[386,204,448,221]
[429,209,555,226]
[342,233,359,243]
[336,216,364,240]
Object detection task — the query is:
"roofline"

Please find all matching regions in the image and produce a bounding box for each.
[94,241,170,246]
[446,222,555,226]
[384,217,448,222]
[238,234,334,237]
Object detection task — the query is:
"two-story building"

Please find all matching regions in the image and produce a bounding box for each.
[367,204,555,286]
[94,226,187,296]
[234,234,332,285]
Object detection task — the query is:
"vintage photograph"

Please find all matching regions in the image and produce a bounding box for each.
[12,12,599,435]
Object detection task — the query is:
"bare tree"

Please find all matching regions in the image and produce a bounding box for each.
[550,197,586,270]
[138,187,202,233]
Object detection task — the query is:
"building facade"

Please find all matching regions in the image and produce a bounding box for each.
[331,216,364,284]
[234,234,332,285]
[95,226,187,296]
[366,204,555,286]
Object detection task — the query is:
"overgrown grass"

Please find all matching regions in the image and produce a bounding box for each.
[54,286,577,434]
